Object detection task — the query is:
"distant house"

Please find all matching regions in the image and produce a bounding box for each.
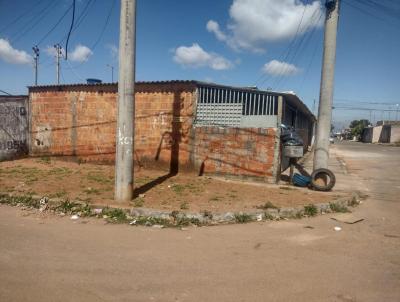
[27,81,315,183]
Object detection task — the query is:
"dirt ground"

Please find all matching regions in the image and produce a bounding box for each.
[0,157,345,213]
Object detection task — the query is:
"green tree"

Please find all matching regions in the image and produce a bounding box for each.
[349,119,370,138]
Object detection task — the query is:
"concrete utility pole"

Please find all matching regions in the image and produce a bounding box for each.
[115,0,136,202]
[54,44,62,85]
[313,0,340,170]
[32,46,39,86]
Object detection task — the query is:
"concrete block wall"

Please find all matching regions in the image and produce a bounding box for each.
[390,126,400,143]
[193,127,276,182]
[0,96,29,161]
[29,83,196,167]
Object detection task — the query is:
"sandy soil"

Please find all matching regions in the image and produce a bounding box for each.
[0,157,345,213]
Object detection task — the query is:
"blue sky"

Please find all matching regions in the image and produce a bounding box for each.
[0,0,399,128]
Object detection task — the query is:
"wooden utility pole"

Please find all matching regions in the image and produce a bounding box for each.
[115,0,136,202]
[314,0,340,170]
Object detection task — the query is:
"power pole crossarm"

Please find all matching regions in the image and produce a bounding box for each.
[115,0,136,202]
[314,0,340,170]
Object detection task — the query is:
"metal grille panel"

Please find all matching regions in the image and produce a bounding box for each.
[196,86,277,128]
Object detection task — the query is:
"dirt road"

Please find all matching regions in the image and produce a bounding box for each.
[1,142,399,301]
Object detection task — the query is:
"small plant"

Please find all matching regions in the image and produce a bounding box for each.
[348,195,359,207]
[202,210,213,219]
[55,200,79,214]
[329,202,350,213]
[257,201,278,210]
[102,207,129,223]
[234,213,253,224]
[304,204,318,217]
[264,212,275,220]
[180,202,189,210]
[79,203,93,217]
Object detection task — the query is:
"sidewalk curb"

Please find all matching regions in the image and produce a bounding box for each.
[0,191,364,227]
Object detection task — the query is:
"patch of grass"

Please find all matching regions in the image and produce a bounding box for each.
[87,172,112,185]
[135,176,152,185]
[234,213,254,224]
[180,202,189,210]
[134,216,171,227]
[37,156,51,164]
[257,201,278,210]
[175,216,202,227]
[102,207,129,223]
[49,190,68,199]
[304,204,318,217]
[171,184,186,194]
[48,167,72,177]
[83,187,101,195]
[132,197,144,207]
[0,194,40,208]
[264,212,275,220]
[55,200,79,214]
[209,196,222,202]
[329,202,350,213]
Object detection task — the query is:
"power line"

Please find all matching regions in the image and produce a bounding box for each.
[273,9,324,90]
[65,0,76,60]
[11,0,59,44]
[342,0,399,27]
[37,3,73,46]
[0,0,44,34]
[90,0,117,50]
[59,0,96,45]
[254,2,310,88]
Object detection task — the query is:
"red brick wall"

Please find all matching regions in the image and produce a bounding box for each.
[193,127,276,182]
[29,83,196,167]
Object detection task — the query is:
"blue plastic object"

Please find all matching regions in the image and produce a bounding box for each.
[292,173,311,187]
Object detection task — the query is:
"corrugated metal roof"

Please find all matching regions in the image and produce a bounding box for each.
[28,80,314,120]
[28,80,196,89]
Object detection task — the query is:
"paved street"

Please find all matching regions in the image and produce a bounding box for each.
[0,142,399,302]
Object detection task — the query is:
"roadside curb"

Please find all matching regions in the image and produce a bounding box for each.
[0,191,365,227]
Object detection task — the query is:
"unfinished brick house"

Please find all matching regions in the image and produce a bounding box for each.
[28,81,315,183]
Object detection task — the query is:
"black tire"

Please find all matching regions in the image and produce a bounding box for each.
[310,168,336,191]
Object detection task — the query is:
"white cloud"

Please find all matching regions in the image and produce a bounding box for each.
[173,43,233,70]
[0,39,32,65]
[206,20,228,42]
[44,46,59,57]
[262,60,300,76]
[68,44,93,62]
[208,0,323,52]
[106,44,118,60]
